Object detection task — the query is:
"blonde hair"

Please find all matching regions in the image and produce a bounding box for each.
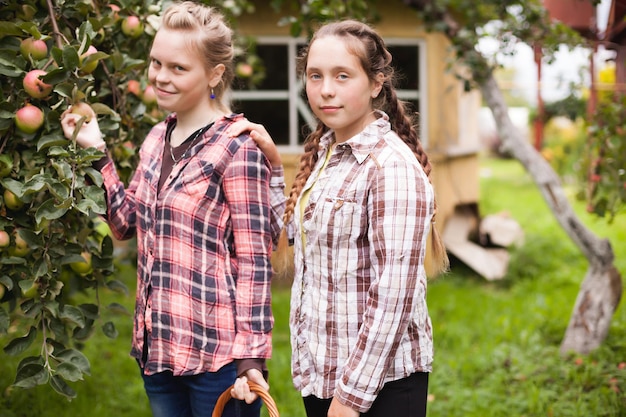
[160,1,234,113]
[278,20,449,278]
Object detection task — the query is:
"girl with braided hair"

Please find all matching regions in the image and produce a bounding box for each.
[230,19,448,417]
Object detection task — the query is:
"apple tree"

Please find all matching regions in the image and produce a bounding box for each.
[0,0,259,399]
[0,0,159,399]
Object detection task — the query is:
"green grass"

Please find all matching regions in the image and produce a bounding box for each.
[1,156,625,416]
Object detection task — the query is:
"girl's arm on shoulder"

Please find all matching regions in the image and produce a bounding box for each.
[227,120,281,168]
[228,119,286,244]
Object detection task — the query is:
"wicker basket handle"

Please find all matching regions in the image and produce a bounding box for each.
[212,380,279,417]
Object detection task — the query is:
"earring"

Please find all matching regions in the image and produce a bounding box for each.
[210,88,215,99]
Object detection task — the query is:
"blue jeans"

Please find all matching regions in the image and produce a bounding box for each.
[140,362,262,417]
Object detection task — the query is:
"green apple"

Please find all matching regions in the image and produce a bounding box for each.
[3,189,24,211]
[8,231,30,257]
[70,102,95,123]
[70,251,93,276]
[0,154,12,178]
[21,281,39,299]
[80,45,99,74]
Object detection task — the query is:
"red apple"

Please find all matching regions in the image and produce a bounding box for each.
[108,4,121,22]
[15,104,44,134]
[142,85,157,106]
[121,16,144,38]
[20,38,48,60]
[80,45,99,74]
[236,62,253,78]
[23,69,52,99]
[127,79,141,97]
[0,230,9,248]
[70,102,95,123]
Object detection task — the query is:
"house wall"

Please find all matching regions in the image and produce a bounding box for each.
[236,2,482,232]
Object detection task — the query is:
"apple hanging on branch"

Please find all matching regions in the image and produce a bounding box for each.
[14,104,44,134]
[23,69,52,99]
[20,37,48,60]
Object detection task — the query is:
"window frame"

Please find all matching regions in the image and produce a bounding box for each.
[230,36,428,151]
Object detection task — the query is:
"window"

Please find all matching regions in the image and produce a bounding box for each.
[231,37,427,151]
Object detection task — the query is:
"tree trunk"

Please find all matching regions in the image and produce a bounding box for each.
[479,74,622,355]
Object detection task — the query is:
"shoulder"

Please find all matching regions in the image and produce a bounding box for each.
[139,120,168,155]
[371,131,419,167]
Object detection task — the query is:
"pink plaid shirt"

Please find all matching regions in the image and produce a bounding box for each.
[99,113,282,376]
[287,112,434,412]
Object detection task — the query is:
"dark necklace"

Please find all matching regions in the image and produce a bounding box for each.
[169,123,213,163]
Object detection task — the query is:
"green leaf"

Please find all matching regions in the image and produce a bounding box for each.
[22,175,49,195]
[51,160,73,181]
[3,326,37,356]
[43,67,71,85]
[48,146,71,158]
[78,303,99,320]
[59,305,86,328]
[107,302,130,315]
[42,300,60,318]
[50,375,77,400]
[72,319,95,341]
[76,193,106,215]
[14,361,50,389]
[62,45,80,70]
[55,349,91,376]
[33,257,48,278]
[21,298,43,318]
[56,362,84,382]
[106,279,129,296]
[100,235,114,258]
[102,321,118,339]
[0,21,22,37]
[0,178,24,197]
[38,134,70,151]
[0,63,23,78]
[0,275,13,290]
[0,306,9,334]
[35,199,70,224]
[83,166,104,187]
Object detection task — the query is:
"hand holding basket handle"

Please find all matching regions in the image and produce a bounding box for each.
[212,380,279,417]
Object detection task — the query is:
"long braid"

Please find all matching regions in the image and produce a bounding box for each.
[273,122,325,278]
[283,122,325,224]
[385,84,449,276]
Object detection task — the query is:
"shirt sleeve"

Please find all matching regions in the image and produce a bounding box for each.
[223,138,275,360]
[269,165,286,247]
[335,159,432,412]
[98,152,139,241]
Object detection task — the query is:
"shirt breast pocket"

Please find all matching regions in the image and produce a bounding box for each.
[317,195,364,245]
[177,160,215,198]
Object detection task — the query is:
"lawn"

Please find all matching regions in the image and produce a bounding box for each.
[0,156,624,417]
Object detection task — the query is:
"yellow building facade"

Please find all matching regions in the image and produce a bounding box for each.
[234,2,482,240]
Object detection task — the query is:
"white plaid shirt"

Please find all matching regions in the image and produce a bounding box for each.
[287,112,435,412]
